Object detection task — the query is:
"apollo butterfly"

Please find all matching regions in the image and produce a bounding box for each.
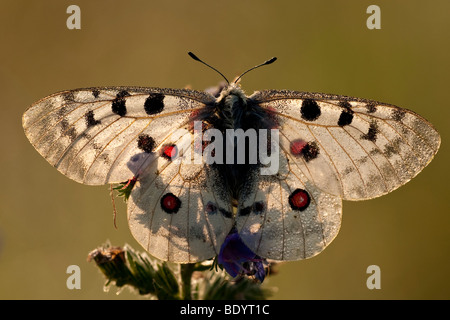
[22,53,440,263]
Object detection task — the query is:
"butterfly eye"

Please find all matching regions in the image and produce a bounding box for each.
[288,189,311,211]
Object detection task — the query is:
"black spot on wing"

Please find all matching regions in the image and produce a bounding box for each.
[361,121,379,142]
[300,99,321,121]
[338,102,353,127]
[383,144,397,158]
[338,111,354,126]
[383,137,402,158]
[63,91,75,103]
[206,202,217,214]
[238,201,265,217]
[302,141,320,162]
[206,202,232,219]
[339,101,352,109]
[61,119,77,141]
[85,110,101,127]
[92,89,100,98]
[238,206,251,216]
[111,90,130,116]
[253,201,265,214]
[137,134,155,153]
[392,108,406,122]
[144,93,165,115]
[219,208,233,219]
[337,102,354,126]
[366,102,377,113]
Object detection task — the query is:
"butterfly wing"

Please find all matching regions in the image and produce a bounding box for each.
[22,87,214,185]
[250,90,441,201]
[127,122,234,263]
[236,90,440,261]
[23,87,234,263]
[236,150,342,260]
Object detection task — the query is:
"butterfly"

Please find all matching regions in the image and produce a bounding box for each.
[22,53,440,263]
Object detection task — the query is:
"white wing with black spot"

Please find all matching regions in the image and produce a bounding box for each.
[126,125,234,263]
[23,86,235,263]
[23,83,441,265]
[234,89,440,262]
[22,87,215,185]
[251,90,441,201]
[236,148,342,260]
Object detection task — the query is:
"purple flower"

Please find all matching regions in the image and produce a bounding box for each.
[218,229,267,283]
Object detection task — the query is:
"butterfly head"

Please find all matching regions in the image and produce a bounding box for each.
[216,82,247,106]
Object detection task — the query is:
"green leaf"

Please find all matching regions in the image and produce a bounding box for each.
[153,262,180,300]
[89,243,272,300]
[112,177,137,201]
[203,273,271,300]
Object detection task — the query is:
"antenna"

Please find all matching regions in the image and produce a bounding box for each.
[233,57,277,84]
[188,52,229,85]
[188,52,277,85]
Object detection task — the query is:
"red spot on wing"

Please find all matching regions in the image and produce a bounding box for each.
[290,139,308,156]
[188,110,200,132]
[161,144,178,160]
[288,189,310,211]
[160,193,181,213]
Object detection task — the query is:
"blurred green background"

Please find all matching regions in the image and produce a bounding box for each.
[1,0,449,299]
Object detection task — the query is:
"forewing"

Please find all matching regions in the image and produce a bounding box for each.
[250,90,441,200]
[22,87,215,185]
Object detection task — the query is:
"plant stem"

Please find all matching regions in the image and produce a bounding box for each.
[180,263,196,300]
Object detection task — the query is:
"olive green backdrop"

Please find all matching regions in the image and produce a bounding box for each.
[0,0,449,299]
